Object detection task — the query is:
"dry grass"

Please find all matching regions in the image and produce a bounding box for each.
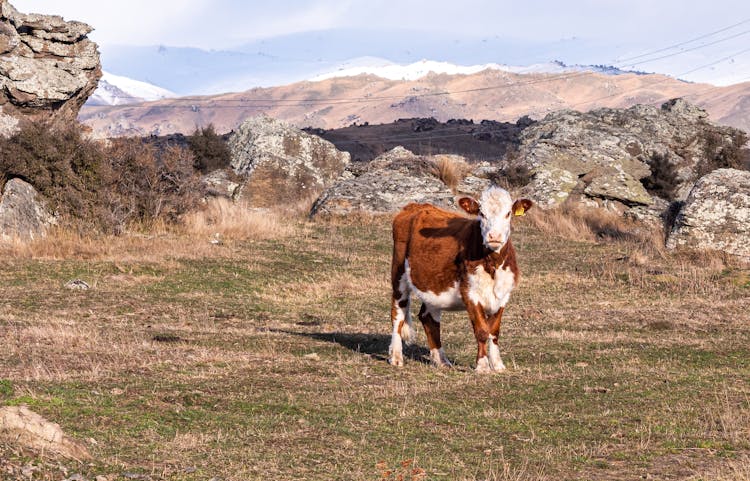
[432,154,471,192]
[1,210,749,480]
[182,198,296,240]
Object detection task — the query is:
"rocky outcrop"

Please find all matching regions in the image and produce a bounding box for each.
[0,1,101,136]
[0,178,55,239]
[512,99,746,217]
[310,147,455,217]
[666,169,750,258]
[0,405,91,460]
[228,116,350,207]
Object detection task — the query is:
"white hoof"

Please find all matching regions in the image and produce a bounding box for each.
[430,348,453,368]
[389,351,404,367]
[476,356,493,373]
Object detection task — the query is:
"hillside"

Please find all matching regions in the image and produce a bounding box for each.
[78,69,750,137]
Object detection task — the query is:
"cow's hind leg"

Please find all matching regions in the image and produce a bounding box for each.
[389,264,414,367]
[418,303,451,367]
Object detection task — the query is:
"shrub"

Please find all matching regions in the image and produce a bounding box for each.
[697,129,750,176]
[188,124,231,174]
[0,122,204,234]
[103,138,203,232]
[642,152,679,201]
[0,122,105,225]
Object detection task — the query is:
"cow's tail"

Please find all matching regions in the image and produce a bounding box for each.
[400,317,416,345]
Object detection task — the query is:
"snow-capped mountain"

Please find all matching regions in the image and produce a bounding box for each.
[310,59,637,82]
[87,71,176,106]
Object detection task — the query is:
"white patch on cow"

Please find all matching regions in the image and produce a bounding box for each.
[467,265,516,314]
[478,187,514,251]
[389,298,405,366]
[476,356,492,373]
[487,336,506,372]
[405,259,464,311]
[430,348,452,367]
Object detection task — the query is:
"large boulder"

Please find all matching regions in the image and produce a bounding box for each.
[0,178,55,240]
[512,99,746,217]
[228,116,350,207]
[666,169,750,258]
[0,1,101,136]
[310,147,455,217]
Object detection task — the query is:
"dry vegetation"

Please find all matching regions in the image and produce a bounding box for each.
[1,204,749,480]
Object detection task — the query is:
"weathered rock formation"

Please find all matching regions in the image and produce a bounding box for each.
[0,0,101,136]
[310,147,456,217]
[228,116,350,207]
[0,405,91,460]
[511,99,746,217]
[666,168,750,258]
[0,177,55,239]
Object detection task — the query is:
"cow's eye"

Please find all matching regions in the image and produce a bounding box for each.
[506,212,511,218]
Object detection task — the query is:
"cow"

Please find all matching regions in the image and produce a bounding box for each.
[389,186,532,373]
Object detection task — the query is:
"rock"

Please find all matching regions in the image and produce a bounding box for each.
[0,1,101,136]
[201,169,241,200]
[228,116,350,207]
[0,405,91,460]
[310,147,455,217]
[666,168,750,258]
[512,99,745,216]
[0,178,55,240]
[64,279,90,290]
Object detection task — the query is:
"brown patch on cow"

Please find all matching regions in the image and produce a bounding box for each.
[418,304,442,350]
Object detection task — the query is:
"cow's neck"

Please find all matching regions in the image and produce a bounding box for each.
[479,241,512,276]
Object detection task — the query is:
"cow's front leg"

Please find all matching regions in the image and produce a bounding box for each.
[486,307,506,372]
[464,300,494,373]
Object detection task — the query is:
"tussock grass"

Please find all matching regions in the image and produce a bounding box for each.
[432,154,471,192]
[182,198,296,240]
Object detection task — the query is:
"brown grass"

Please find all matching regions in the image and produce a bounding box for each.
[432,154,471,193]
[182,198,296,241]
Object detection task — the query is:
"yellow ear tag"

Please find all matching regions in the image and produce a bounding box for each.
[514,206,525,216]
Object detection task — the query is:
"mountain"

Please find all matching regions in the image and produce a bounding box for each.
[310,59,637,82]
[78,68,750,138]
[87,72,176,106]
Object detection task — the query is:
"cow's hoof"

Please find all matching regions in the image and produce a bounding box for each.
[389,354,404,367]
[475,356,493,373]
[430,348,453,368]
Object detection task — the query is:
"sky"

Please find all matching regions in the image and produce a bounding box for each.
[11,0,750,89]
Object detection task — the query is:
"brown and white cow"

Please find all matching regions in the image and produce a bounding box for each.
[389,186,532,373]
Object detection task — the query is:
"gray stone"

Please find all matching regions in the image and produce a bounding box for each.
[0,1,101,136]
[511,99,745,218]
[667,168,750,258]
[228,116,350,207]
[310,147,455,217]
[202,169,241,200]
[0,178,55,240]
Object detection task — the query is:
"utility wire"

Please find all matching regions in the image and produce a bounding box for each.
[616,18,750,63]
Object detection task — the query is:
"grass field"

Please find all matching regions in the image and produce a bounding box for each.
[1,206,749,480]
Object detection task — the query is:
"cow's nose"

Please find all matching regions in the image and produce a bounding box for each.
[486,234,504,245]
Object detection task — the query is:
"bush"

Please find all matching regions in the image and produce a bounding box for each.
[0,122,204,234]
[0,122,105,225]
[697,129,749,176]
[642,152,679,201]
[103,138,203,232]
[189,124,231,174]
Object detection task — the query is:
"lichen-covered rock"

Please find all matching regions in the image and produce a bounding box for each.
[0,1,101,136]
[202,168,241,200]
[310,147,455,217]
[0,178,55,240]
[512,99,744,216]
[666,169,750,258]
[228,116,350,207]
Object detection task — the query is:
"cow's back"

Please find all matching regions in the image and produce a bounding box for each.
[393,203,475,295]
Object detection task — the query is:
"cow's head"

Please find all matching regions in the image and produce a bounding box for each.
[458,187,533,252]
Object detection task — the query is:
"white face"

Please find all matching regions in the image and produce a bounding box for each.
[478,187,514,251]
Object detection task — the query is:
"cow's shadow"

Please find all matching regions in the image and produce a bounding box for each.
[275,329,432,365]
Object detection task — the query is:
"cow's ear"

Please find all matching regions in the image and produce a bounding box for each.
[458,197,480,215]
[512,199,533,217]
